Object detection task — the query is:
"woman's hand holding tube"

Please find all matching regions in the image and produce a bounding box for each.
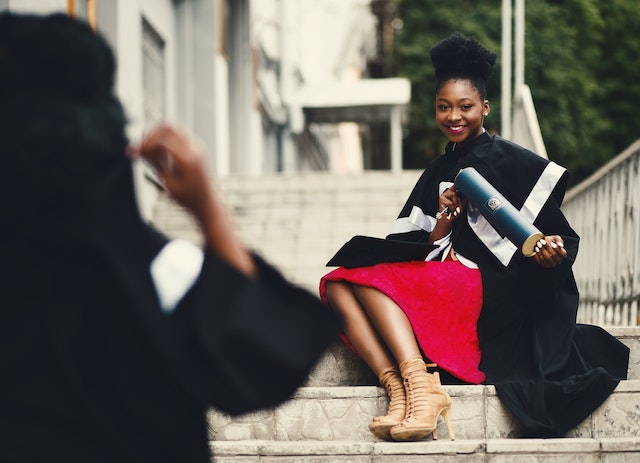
[532,235,567,268]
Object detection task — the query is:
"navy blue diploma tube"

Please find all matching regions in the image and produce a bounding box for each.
[454,167,544,257]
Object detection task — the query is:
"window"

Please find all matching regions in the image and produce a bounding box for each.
[140,18,167,188]
[67,0,96,30]
[141,18,166,130]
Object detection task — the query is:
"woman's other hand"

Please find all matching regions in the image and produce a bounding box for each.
[532,235,567,268]
[132,125,212,219]
[437,187,467,223]
[429,187,467,243]
[130,124,256,277]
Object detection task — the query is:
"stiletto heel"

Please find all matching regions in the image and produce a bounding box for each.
[441,405,455,440]
[368,366,406,441]
[390,357,454,441]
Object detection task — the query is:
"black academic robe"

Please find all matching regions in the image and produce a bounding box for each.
[387,132,629,437]
[0,157,340,463]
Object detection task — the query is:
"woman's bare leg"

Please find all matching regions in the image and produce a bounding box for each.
[325,281,422,371]
[324,280,395,375]
[352,285,422,364]
[326,280,425,440]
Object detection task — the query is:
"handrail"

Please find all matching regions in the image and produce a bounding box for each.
[562,139,640,326]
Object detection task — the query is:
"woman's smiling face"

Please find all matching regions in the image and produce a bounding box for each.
[435,78,489,146]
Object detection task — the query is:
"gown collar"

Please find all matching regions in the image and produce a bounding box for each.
[445,130,492,161]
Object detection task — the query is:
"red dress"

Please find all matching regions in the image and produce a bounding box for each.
[320,259,485,384]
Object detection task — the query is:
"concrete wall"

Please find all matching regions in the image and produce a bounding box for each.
[3,0,64,13]
[93,0,177,220]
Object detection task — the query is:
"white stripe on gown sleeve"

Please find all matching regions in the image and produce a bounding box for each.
[389,182,453,235]
[150,239,204,314]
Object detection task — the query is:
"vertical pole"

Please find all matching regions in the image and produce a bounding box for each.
[280,0,298,172]
[390,105,402,173]
[501,0,512,139]
[280,0,295,105]
[515,0,525,97]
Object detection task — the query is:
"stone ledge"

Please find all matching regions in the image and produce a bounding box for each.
[292,384,493,399]
[292,386,380,399]
[208,381,640,442]
[613,380,640,393]
[294,380,640,399]
[600,437,640,452]
[486,437,601,453]
[306,326,639,387]
[209,437,640,458]
[372,439,484,455]
[606,326,640,336]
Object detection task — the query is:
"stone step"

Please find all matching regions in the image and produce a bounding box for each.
[306,327,640,387]
[216,171,423,193]
[209,437,640,462]
[209,329,640,448]
[208,380,640,443]
[151,171,422,293]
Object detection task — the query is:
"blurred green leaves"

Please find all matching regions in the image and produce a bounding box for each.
[392,0,640,185]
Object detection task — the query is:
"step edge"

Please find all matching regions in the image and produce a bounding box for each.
[292,380,640,398]
[209,437,640,456]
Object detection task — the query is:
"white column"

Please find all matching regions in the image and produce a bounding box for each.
[501,0,512,139]
[514,0,525,96]
[280,0,302,173]
[390,105,402,173]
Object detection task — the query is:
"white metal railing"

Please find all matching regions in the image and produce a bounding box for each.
[562,138,640,326]
[511,84,548,159]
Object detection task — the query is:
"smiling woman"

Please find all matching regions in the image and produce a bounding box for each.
[431,32,493,147]
[320,32,629,442]
[434,79,489,145]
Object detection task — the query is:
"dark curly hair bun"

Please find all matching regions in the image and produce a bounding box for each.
[0,12,115,101]
[0,12,129,224]
[430,33,497,84]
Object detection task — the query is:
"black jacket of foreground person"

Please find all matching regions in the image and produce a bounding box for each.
[0,12,339,462]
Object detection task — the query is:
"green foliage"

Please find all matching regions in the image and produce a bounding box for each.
[595,0,640,158]
[393,0,502,164]
[392,0,640,185]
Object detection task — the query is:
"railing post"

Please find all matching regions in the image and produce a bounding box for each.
[390,104,402,173]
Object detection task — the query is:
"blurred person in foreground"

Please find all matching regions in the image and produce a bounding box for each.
[0,12,339,462]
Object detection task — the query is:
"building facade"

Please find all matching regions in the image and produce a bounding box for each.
[1,0,409,217]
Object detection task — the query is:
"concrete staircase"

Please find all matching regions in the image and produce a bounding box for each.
[151,171,640,462]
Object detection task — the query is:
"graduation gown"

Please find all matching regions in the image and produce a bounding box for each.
[0,154,340,462]
[385,132,629,437]
[0,11,339,462]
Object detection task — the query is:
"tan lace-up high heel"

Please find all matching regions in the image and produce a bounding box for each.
[368,366,406,440]
[390,356,455,441]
